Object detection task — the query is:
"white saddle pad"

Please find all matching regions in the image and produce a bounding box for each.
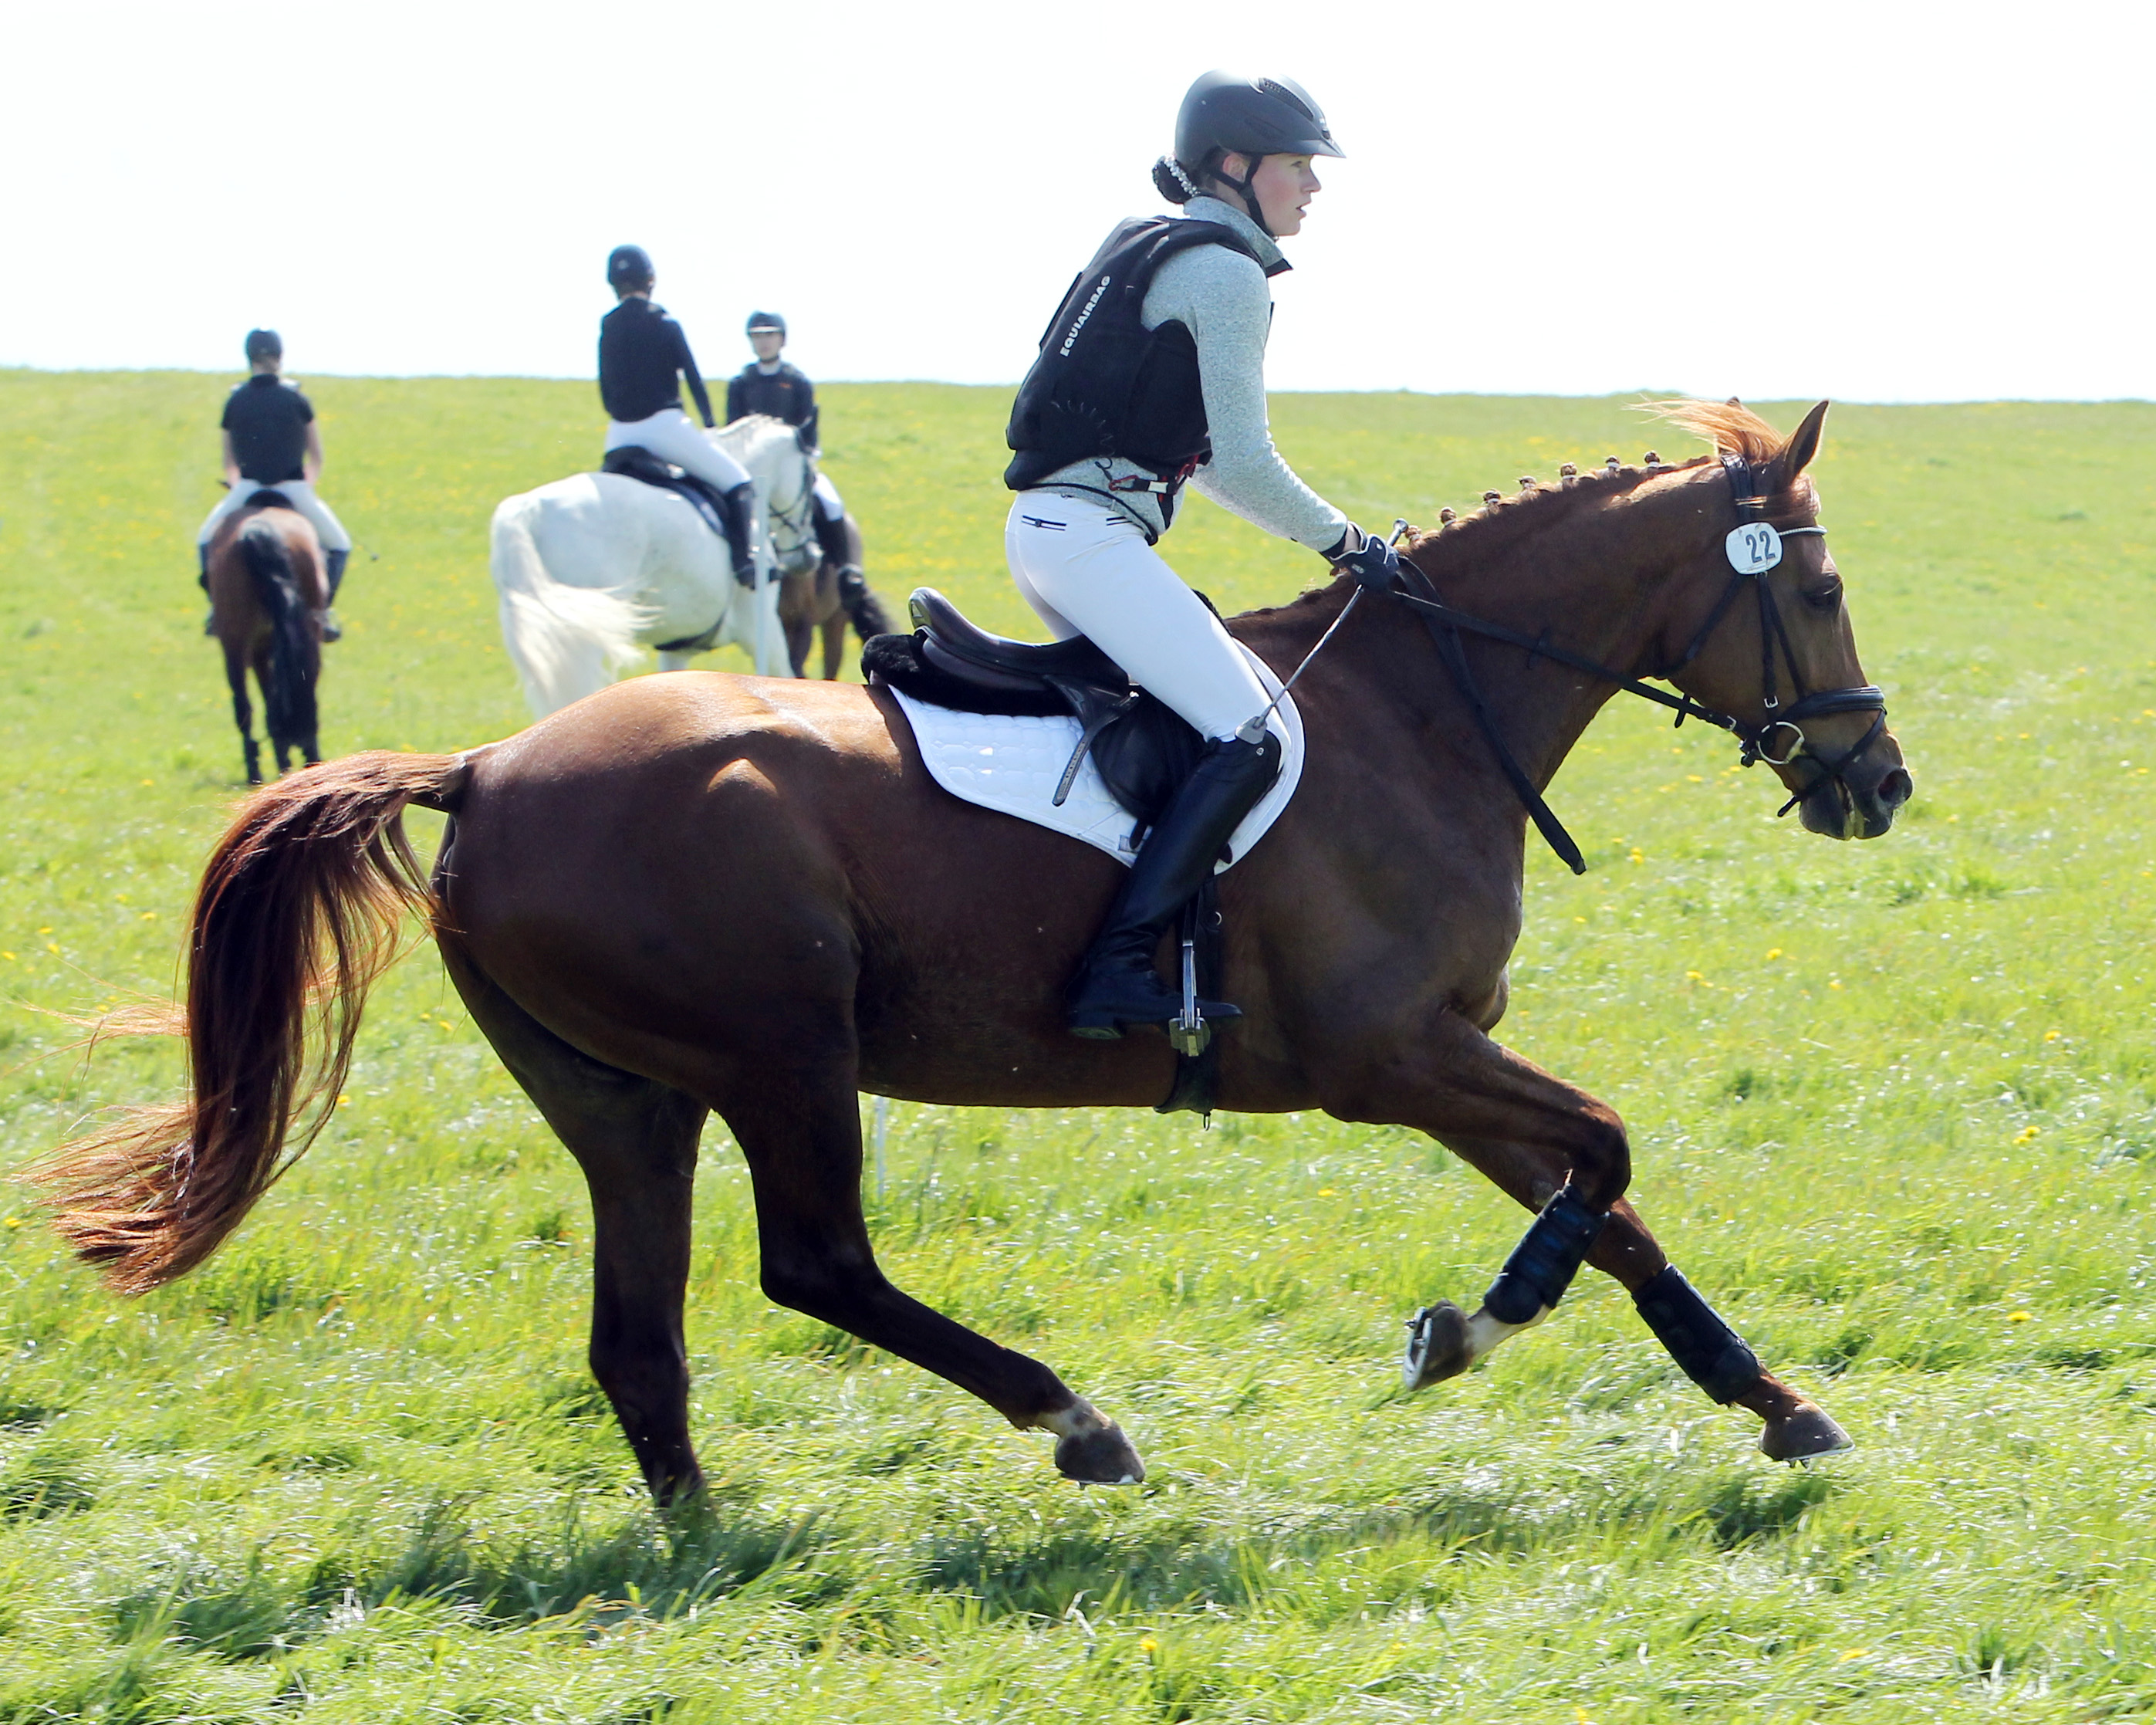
[888,643,1303,870]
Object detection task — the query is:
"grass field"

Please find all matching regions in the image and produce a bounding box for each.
[1,368,2154,1722]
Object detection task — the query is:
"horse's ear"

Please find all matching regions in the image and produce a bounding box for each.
[1783,400,1830,477]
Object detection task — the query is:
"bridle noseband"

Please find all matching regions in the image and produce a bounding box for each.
[1383,456,1890,873]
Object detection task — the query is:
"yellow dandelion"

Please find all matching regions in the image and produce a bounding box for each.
[2043,1030,2061,1042]
[1765,948,1783,961]
[2014,1126,2039,1145]
[1139,1636,1159,1653]
[1317,1187,1336,1197]
[2008,1310,2032,1322]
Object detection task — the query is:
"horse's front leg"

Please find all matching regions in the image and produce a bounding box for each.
[1328,1008,1850,1462]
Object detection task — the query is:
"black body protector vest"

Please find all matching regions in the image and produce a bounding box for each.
[1004,217,1270,519]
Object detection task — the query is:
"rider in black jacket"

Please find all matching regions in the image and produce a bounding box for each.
[599,247,757,582]
[728,313,854,578]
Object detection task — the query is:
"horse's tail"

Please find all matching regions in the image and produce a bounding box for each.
[490,496,643,718]
[841,576,893,644]
[238,516,319,745]
[22,750,468,1294]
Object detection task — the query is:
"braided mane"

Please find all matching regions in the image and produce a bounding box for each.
[1397,398,1817,578]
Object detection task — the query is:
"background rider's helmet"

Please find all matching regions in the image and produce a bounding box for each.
[745,311,787,339]
[607,245,655,293]
[1157,70,1344,233]
[243,328,282,363]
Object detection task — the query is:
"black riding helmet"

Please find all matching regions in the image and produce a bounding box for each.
[1161,70,1343,235]
[607,245,655,293]
[244,328,282,363]
[745,311,786,338]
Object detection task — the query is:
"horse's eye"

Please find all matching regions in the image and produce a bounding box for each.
[1803,581,1843,613]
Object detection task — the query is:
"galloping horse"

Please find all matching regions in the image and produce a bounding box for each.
[38,402,1910,1501]
[204,501,325,783]
[490,416,795,716]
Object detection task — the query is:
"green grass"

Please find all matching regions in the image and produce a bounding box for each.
[1,367,2154,1721]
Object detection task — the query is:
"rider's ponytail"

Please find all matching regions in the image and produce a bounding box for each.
[1151,154,1202,205]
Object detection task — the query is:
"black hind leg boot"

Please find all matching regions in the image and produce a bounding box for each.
[721,482,759,584]
[813,506,851,570]
[1068,731,1281,1040]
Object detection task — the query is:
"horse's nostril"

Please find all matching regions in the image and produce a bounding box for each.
[1877,769,1913,810]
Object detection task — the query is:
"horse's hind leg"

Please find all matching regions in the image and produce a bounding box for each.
[1333,1008,1848,1462]
[724,1048,1144,1484]
[819,608,846,680]
[222,641,261,784]
[438,939,710,1502]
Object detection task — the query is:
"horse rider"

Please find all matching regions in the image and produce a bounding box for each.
[1002,69,1400,1040]
[195,329,350,638]
[599,246,758,583]
[728,311,861,595]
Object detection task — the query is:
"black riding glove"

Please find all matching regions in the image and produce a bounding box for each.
[1331,525,1401,594]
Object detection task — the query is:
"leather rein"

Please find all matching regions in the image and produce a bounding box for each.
[1381,455,1888,874]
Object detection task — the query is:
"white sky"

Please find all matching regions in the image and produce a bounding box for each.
[5,0,2149,401]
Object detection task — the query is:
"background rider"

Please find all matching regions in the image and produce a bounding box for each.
[598,246,758,583]
[194,329,351,638]
[728,311,859,588]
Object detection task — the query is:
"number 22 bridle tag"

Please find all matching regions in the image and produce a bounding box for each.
[1725,522,1783,574]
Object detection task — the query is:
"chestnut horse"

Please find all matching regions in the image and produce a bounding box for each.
[37,402,1910,1501]
[204,501,325,783]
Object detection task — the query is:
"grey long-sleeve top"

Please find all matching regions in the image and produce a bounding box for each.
[1034,196,1350,551]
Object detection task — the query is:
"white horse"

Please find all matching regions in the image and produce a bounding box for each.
[490,416,822,718]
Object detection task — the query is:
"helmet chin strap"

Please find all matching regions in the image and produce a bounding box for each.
[1214,157,1272,237]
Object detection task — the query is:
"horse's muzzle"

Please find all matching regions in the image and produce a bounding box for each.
[1798,757,1912,841]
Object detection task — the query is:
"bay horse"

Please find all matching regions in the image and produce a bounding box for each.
[775,508,892,680]
[35,401,1910,1502]
[204,500,325,784]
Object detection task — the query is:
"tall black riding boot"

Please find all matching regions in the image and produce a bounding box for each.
[1067,732,1281,1040]
[721,482,759,584]
[813,506,851,569]
[196,543,211,590]
[318,546,348,641]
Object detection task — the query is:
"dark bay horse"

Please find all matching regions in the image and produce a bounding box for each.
[38,402,1910,1501]
[204,501,325,783]
[775,509,891,678]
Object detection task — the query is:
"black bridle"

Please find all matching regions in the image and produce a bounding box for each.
[1382,456,1888,874]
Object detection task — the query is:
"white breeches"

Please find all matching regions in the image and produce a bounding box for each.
[197,478,351,552]
[1005,489,1270,742]
[606,408,752,495]
[813,471,844,522]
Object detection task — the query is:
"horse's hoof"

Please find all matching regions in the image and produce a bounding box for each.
[1404,1300,1473,1390]
[1053,1419,1146,1485]
[1759,1403,1853,1463]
